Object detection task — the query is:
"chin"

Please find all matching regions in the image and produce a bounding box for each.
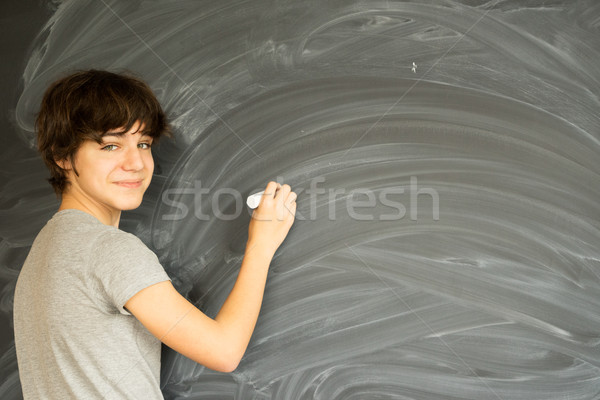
[120,204,143,211]
[115,197,145,211]
[125,202,144,211]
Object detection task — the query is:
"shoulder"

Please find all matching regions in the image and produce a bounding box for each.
[46,209,110,241]
[52,210,152,255]
[93,228,155,261]
[95,227,147,247]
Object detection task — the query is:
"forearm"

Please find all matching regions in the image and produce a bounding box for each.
[210,182,296,369]
[126,183,295,373]
[214,241,274,362]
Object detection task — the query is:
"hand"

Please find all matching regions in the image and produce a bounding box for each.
[247,181,297,257]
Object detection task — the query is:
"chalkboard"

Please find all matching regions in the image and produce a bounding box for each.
[2,0,600,399]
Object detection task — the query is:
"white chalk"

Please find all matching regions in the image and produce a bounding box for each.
[246,191,264,209]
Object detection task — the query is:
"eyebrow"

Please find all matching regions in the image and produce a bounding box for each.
[101,131,153,139]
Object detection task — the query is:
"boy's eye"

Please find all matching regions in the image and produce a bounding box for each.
[138,142,152,149]
[101,144,118,151]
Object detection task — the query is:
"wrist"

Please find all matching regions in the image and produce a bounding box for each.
[244,239,276,261]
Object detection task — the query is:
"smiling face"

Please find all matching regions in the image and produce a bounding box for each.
[60,121,154,225]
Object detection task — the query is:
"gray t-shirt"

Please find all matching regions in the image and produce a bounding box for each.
[14,209,171,399]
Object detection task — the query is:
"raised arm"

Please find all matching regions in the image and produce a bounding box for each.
[124,182,296,372]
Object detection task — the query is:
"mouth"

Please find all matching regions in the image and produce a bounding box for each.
[114,180,144,189]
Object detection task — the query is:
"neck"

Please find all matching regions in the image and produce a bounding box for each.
[59,194,121,227]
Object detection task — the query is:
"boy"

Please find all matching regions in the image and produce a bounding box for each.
[13,70,296,399]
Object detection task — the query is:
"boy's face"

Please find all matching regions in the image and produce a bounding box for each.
[62,121,154,215]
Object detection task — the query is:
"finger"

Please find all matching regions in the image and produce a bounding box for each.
[285,191,297,207]
[263,181,279,199]
[276,184,291,202]
[286,201,297,220]
[284,193,297,212]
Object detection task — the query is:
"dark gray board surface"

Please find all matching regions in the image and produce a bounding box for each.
[2,0,600,399]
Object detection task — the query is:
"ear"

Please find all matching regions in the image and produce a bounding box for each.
[55,158,72,171]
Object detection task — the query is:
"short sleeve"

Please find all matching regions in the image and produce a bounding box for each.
[91,230,171,315]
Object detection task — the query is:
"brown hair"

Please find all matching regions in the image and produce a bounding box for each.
[36,69,171,195]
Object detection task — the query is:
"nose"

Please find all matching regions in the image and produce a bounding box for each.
[122,145,145,171]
